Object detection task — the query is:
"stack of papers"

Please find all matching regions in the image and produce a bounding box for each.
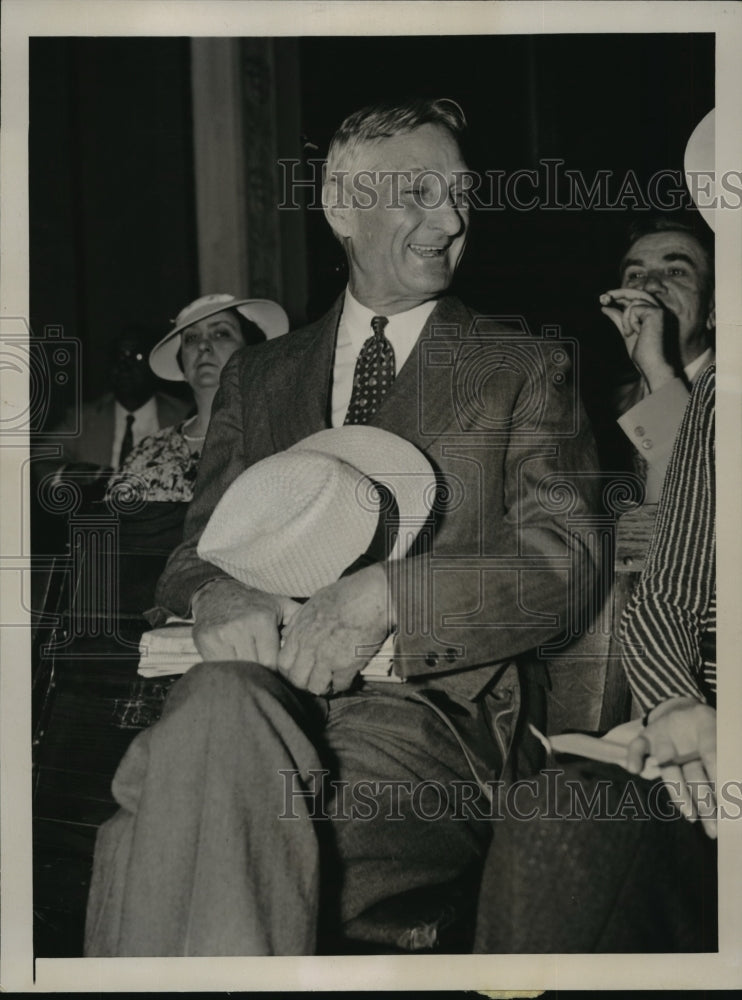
[138,621,201,677]
[138,619,402,682]
[529,720,663,780]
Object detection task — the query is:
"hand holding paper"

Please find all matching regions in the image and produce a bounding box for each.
[626,698,717,839]
[534,701,717,839]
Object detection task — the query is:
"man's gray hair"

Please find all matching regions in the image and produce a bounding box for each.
[325,97,467,182]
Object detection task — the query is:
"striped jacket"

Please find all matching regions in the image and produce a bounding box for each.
[620,365,716,712]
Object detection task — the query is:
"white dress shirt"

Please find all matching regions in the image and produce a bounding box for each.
[111,396,160,468]
[330,288,437,427]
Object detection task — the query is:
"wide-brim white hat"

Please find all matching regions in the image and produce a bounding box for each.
[149,293,289,381]
[684,109,715,232]
[197,426,437,597]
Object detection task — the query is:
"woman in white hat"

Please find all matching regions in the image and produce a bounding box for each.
[107,294,289,502]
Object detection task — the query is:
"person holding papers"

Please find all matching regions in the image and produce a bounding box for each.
[473,367,717,953]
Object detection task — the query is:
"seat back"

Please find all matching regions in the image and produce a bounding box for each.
[543,503,658,735]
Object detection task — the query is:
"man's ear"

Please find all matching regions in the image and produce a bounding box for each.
[322,176,353,240]
[706,290,716,331]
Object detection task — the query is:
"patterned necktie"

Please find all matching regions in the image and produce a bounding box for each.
[118,413,135,467]
[344,315,395,425]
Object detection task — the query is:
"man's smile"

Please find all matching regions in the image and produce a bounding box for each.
[408,243,448,258]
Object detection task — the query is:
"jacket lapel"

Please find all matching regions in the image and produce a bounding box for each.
[372,296,475,452]
[264,296,342,451]
[260,295,478,454]
[93,396,116,467]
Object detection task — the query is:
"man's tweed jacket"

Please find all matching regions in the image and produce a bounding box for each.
[156,295,600,758]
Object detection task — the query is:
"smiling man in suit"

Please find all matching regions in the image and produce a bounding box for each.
[85,98,601,956]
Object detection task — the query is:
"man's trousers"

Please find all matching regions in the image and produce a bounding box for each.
[84,661,498,956]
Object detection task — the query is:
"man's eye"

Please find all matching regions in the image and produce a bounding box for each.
[625,272,644,283]
[667,267,687,277]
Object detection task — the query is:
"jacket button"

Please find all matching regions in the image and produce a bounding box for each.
[641,438,653,450]
[425,652,438,667]
[634,425,645,436]
[445,648,457,663]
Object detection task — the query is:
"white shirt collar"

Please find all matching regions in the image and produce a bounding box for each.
[114,395,158,420]
[342,287,438,346]
[684,347,714,383]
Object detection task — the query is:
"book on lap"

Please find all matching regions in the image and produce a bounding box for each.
[137,618,402,683]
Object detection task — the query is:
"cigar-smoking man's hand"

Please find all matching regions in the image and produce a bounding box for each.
[600,288,675,392]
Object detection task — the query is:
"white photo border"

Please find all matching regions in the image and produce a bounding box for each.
[2,0,741,991]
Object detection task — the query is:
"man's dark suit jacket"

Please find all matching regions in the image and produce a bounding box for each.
[33,391,191,482]
[157,295,600,704]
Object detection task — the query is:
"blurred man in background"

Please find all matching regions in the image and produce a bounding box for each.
[601,217,715,501]
[34,327,190,502]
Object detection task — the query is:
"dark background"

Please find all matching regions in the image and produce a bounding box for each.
[30,33,714,434]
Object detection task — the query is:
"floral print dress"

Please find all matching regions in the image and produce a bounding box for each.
[106,423,200,502]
